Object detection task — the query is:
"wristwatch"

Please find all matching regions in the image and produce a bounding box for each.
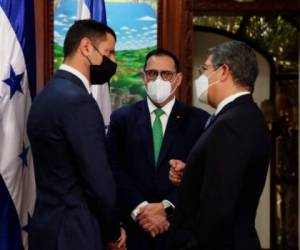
[162,200,175,218]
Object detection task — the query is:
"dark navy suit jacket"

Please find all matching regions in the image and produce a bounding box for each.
[107,99,208,250]
[167,95,271,250]
[27,70,120,250]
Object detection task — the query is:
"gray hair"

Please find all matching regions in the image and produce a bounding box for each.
[208,41,258,92]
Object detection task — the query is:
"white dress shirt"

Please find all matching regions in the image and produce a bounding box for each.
[60,64,91,94]
[147,97,175,134]
[131,98,176,221]
[215,91,251,115]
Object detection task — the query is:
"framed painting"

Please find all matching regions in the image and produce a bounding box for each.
[53,0,158,109]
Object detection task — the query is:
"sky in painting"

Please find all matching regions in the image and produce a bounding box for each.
[54,0,157,51]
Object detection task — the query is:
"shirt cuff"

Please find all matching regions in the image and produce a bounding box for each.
[131,201,149,221]
[162,199,175,209]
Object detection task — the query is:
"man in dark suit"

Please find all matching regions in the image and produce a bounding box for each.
[27,20,125,250]
[168,41,271,250]
[106,48,209,250]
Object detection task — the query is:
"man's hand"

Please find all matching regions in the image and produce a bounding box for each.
[169,159,186,186]
[107,227,127,250]
[137,203,170,238]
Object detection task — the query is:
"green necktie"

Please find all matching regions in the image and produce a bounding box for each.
[152,108,164,164]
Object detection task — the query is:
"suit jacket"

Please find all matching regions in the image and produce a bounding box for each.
[27,70,120,250]
[106,99,209,250]
[167,95,271,250]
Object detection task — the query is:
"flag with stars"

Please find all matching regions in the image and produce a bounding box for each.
[0,0,36,249]
[77,0,112,130]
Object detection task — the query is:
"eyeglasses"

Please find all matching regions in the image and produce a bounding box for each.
[198,64,222,75]
[144,69,177,81]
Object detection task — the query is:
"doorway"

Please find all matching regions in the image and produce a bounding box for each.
[192,15,299,250]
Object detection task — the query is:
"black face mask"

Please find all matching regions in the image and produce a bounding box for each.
[89,48,117,85]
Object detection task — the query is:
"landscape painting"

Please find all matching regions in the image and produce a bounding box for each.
[54,0,157,108]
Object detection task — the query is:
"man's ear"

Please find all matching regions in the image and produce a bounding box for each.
[79,37,92,57]
[220,64,230,82]
[175,72,183,88]
[141,71,147,85]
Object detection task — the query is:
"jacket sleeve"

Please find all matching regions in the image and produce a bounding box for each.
[107,110,146,215]
[165,109,209,208]
[164,189,178,207]
[62,95,120,242]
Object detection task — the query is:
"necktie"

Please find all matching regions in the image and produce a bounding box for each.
[204,114,216,129]
[152,108,164,164]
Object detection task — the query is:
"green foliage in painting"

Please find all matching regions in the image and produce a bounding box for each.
[54,43,154,108]
[110,47,155,108]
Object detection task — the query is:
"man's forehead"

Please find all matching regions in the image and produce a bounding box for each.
[146,55,176,69]
[97,37,115,51]
[105,32,116,41]
[205,55,213,64]
[96,33,115,44]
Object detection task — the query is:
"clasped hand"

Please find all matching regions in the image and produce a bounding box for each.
[137,203,170,238]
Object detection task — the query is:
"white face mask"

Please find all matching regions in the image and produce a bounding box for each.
[146,76,172,104]
[195,74,209,104]
[195,67,221,104]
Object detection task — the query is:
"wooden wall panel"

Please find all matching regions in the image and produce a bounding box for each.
[194,0,300,15]
[158,0,300,105]
[34,0,53,93]
[158,0,194,104]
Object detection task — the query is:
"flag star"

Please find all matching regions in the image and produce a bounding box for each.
[3,66,24,99]
[19,144,29,168]
[22,213,32,233]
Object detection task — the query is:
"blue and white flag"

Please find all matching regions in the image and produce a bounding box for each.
[77,0,112,129]
[0,0,36,249]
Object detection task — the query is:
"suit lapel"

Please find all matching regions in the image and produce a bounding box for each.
[137,101,156,168]
[156,101,184,168]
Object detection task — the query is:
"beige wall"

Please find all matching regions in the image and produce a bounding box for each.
[192,31,271,249]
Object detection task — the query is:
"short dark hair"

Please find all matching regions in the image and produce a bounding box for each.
[208,41,258,91]
[63,19,116,58]
[144,48,180,72]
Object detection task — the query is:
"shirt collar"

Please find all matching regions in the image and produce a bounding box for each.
[59,64,91,94]
[215,91,251,115]
[147,97,176,117]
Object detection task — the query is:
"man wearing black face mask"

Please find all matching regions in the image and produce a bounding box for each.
[88,44,117,85]
[27,20,126,250]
